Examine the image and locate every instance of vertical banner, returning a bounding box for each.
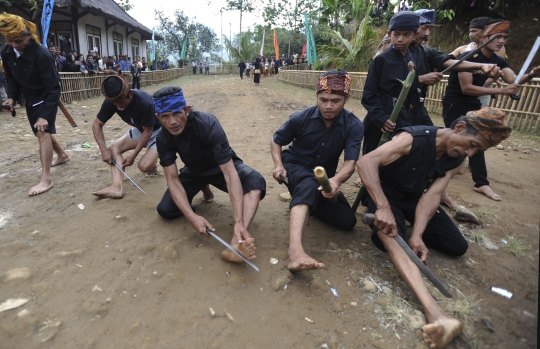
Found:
[180,34,188,59]
[273,29,279,60]
[303,12,318,66]
[150,28,155,61]
[302,41,307,57]
[41,0,55,47]
[260,29,265,57]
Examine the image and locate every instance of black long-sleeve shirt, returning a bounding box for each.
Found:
[1,38,61,123]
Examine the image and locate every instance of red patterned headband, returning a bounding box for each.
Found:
[317,73,352,97]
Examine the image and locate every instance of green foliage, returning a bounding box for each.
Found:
[115,0,134,11]
[262,0,318,32]
[317,5,377,71]
[224,0,255,38]
[223,31,258,62]
[155,10,219,64]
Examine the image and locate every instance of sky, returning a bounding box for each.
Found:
[126,0,261,45]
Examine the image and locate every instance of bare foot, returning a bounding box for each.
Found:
[51,154,71,167]
[354,178,362,187]
[144,165,158,177]
[287,248,325,271]
[201,185,214,203]
[422,316,463,349]
[220,238,256,262]
[440,191,458,211]
[473,185,501,201]
[92,186,123,199]
[28,180,53,196]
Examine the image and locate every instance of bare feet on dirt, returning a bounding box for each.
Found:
[288,248,325,271]
[473,185,501,201]
[201,184,214,203]
[51,154,71,167]
[28,180,53,196]
[422,316,463,349]
[221,238,256,262]
[440,191,458,211]
[144,165,158,177]
[92,185,123,199]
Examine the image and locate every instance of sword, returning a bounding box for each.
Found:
[362,213,453,298]
[509,36,540,100]
[111,160,145,194]
[205,228,259,272]
[441,35,499,74]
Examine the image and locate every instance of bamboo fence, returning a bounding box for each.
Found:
[59,68,184,103]
[278,70,540,133]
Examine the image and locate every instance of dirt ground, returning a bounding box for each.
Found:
[0,73,538,349]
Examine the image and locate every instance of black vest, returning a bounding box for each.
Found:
[379,126,465,200]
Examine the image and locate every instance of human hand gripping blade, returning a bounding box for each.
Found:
[205,228,259,272]
[361,213,453,298]
[111,160,145,194]
[509,36,540,101]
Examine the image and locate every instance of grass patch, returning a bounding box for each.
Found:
[467,230,485,244]
[504,235,528,257]
[441,292,482,335]
[476,207,498,219]
[381,294,417,330]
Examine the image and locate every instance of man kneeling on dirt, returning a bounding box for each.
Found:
[271,70,364,271]
[357,107,511,348]
[154,86,266,264]
[92,75,161,199]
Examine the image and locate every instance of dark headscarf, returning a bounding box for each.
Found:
[469,17,492,29]
[389,12,420,32]
[415,9,435,25]
[316,70,351,97]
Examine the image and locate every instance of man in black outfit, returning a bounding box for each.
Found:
[0,13,70,196]
[442,20,539,202]
[153,86,266,265]
[237,59,246,80]
[271,70,364,271]
[92,75,161,199]
[358,107,512,349]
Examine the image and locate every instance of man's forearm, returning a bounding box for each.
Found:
[411,192,440,239]
[92,122,108,152]
[444,60,482,72]
[333,160,356,184]
[358,158,389,209]
[166,175,197,222]
[131,129,152,157]
[270,140,284,167]
[222,168,245,225]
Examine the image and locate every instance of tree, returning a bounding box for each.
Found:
[262,0,318,32]
[115,0,134,11]
[154,10,219,64]
[224,0,255,52]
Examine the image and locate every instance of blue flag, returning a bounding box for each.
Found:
[303,11,318,66]
[41,0,55,47]
[150,28,155,61]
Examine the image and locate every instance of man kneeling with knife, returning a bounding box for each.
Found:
[357,107,511,349]
[154,86,266,263]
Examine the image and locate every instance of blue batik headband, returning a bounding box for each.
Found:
[154,89,187,114]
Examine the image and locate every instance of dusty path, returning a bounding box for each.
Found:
[0,73,538,348]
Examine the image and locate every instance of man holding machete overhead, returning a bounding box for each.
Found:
[153,86,266,264]
[270,70,364,271]
[357,107,512,348]
[442,20,540,202]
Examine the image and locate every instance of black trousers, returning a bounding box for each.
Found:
[284,162,357,230]
[443,102,489,187]
[239,69,244,79]
[192,67,196,74]
[246,69,250,77]
[368,189,468,256]
[131,76,140,90]
[157,162,266,220]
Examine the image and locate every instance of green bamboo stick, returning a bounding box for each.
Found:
[352,61,416,212]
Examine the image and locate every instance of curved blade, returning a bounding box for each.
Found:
[206,228,259,272]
